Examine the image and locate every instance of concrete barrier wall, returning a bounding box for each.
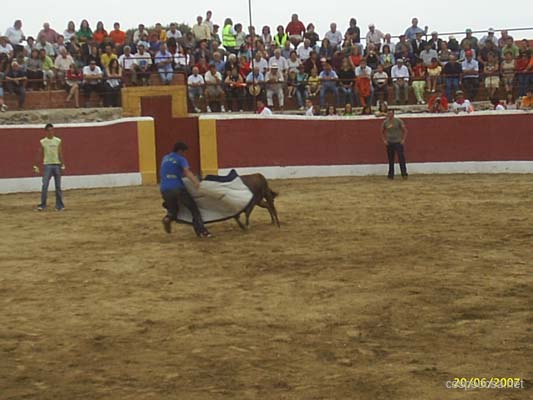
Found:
[0,118,156,193]
[199,112,533,178]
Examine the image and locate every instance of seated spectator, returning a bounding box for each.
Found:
[26,49,44,90]
[420,42,438,67]
[395,43,416,68]
[292,64,309,110]
[35,34,55,57]
[484,52,500,99]
[24,36,35,57]
[137,33,150,52]
[256,98,272,115]
[109,22,126,50]
[287,50,302,74]
[281,40,293,60]
[297,39,312,62]
[426,57,442,93]
[235,24,247,51]
[324,23,343,50]
[505,93,517,109]
[53,35,67,57]
[361,105,372,115]
[103,58,122,107]
[118,45,136,84]
[187,66,205,113]
[490,97,506,110]
[519,87,533,110]
[443,54,462,100]
[287,70,297,99]
[325,104,337,116]
[286,14,305,47]
[338,58,355,106]
[224,66,246,111]
[245,66,265,109]
[82,60,103,105]
[410,32,426,57]
[154,23,167,42]
[411,58,426,104]
[478,40,500,69]
[364,43,379,70]
[268,49,288,76]
[66,36,82,62]
[304,51,321,74]
[5,20,25,55]
[391,58,410,104]
[193,39,210,63]
[365,24,384,49]
[134,44,152,85]
[93,21,108,45]
[448,36,460,55]
[6,61,27,109]
[380,46,395,74]
[204,63,225,112]
[304,24,320,49]
[461,50,480,100]
[195,57,209,75]
[155,43,173,85]
[501,51,516,95]
[438,41,452,66]
[174,47,193,74]
[374,100,388,116]
[54,47,74,87]
[39,49,55,88]
[63,21,76,43]
[238,55,251,79]
[373,63,389,105]
[501,37,519,59]
[0,79,7,111]
[318,38,334,62]
[428,89,449,112]
[459,42,476,62]
[319,62,338,108]
[65,63,82,107]
[210,51,225,74]
[395,35,412,57]
[210,41,226,60]
[348,45,363,69]
[355,58,372,107]
[167,23,183,41]
[460,29,479,52]
[252,51,268,74]
[39,22,59,44]
[148,32,162,56]
[133,24,148,45]
[265,63,284,110]
[428,31,442,52]
[273,25,288,48]
[343,103,354,116]
[451,90,474,113]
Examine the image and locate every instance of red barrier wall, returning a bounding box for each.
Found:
[216,114,533,168]
[0,122,139,179]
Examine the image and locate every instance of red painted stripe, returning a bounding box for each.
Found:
[0,122,139,178]
[216,114,533,168]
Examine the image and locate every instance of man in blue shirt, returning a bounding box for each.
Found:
[160,142,211,238]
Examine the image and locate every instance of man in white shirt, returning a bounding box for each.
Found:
[35,35,55,57]
[297,39,312,61]
[133,24,149,44]
[5,20,25,54]
[187,66,205,113]
[305,98,315,116]
[391,58,410,104]
[204,64,225,112]
[82,60,103,104]
[461,50,479,100]
[420,42,438,67]
[192,16,211,43]
[256,99,272,116]
[265,64,284,110]
[366,24,384,49]
[133,44,152,85]
[167,23,183,41]
[251,52,268,74]
[451,90,473,113]
[118,45,137,84]
[268,49,288,76]
[54,48,74,86]
[0,36,14,58]
[324,23,343,49]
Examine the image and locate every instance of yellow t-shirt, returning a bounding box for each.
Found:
[100,53,118,69]
[41,137,62,165]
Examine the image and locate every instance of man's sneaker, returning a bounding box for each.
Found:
[0,104,7,112]
[194,107,202,113]
[162,216,172,233]
[201,231,213,238]
[56,207,65,211]
[35,206,45,211]
[207,106,212,113]
[221,105,226,112]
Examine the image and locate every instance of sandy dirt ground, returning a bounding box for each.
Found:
[1,175,532,400]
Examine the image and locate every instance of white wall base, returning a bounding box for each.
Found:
[219,161,533,180]
[0,173,142,194]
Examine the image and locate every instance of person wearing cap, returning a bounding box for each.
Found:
[480,28,498,48]
[461,50,480,100]
[365,24,384,49]
[6,61,27,109]
[428,31,442,52]
[391,58,410,104]
[381,109,408,180]
[460,28,479,51]
[404,17,428,41]
[451,90,474,113]
[34,123,65,211]
[265,63,284,110]
[160,141,212,238]
[447,35,460,54]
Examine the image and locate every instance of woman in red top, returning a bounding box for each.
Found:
[93,21,108,45]
[238,55,251,80]
[65,63,82,108]
[348,46,362,69]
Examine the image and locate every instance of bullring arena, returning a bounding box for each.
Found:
[1,89,532,399]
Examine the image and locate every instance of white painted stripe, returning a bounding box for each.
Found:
[219,161,533,180]
[0,117,153,130]
[0,173,142,194]
[199,109,532,122]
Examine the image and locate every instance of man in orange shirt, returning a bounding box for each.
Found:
[520,88,533,109]
[109,22,126,48]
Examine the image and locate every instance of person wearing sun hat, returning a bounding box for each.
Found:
[480,27,498,48]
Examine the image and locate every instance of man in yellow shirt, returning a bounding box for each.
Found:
[34,123,66,211]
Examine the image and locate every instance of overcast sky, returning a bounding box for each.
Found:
[3,1,533,41]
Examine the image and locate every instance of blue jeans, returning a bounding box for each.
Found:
[40,164,64,209]
[295,86,308,108]
[445,77,460,100]
[517,73,531,97]
[159,72,173,84]
[338,86,354,106]
[387,143,407,178]
[320,83,339,107]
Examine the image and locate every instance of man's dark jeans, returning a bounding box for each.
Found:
[387,142,408,178]
[162,188,206,236]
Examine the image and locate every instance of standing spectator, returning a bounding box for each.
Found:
[395,35,413,57]
[222,19,237,55]
[265,63,284,110]
[391,58,410,104]
[443,55,462,101]
[451,90,474,113]
[273,25,288,48]
[404,18,427,41]
[286,14,306,47]
[134,44,152,85]
[324,23,343,50]
[438,41,452,66]
[187,66,204,113]
[193,16,211,43]
[76,20,93,61]
[519,88,533,110]
[483,52,500,99]
[159,141,211,238]
[204,63,225,112]
[355,58,372,107]
[104,58,122,107]
[155,43,173,85]
[245,66,265,109]
[34,124,65,211]
[5,20,25,55]
[54,47,74,87]
[82,60,103,104]
[346,18,361,48]
[39,23,59,44]
[478,40,499,69]
[65,63,82,108]
[304,24,320,49]
[381,109,408,180]
[411,58,426,104]
[338,58,355,106]
[24,36,36,57]
[319,62,338,108]
[294,64,309,110]
[93,21,108,46]
[348,45,363,69]
[261,26,272,51]
[167,23,182,41]
[498,30,511,49]
[308,67,320,98]
[0,76,7,111]
[6,61,27,108]
[109,22,126,50]
[515,51,532,97]
[373,63,389,105]
[461,50,480,100]
[205,10,214,34]
[501,51,516,95]
[63,21,76,43]
[365,24,384,49]
[460,29,479,52]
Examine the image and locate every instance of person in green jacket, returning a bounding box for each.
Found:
[222,18,237,55]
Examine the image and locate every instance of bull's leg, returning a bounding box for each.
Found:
[235,214,246,230]
[264,190,280,227]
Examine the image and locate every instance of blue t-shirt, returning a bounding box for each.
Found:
[160,152,189,191]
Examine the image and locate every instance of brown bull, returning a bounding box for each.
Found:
[236,173,280,229]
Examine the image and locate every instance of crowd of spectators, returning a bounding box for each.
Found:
[1,13,533,113]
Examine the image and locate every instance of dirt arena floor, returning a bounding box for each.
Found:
[1,174,532,400]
